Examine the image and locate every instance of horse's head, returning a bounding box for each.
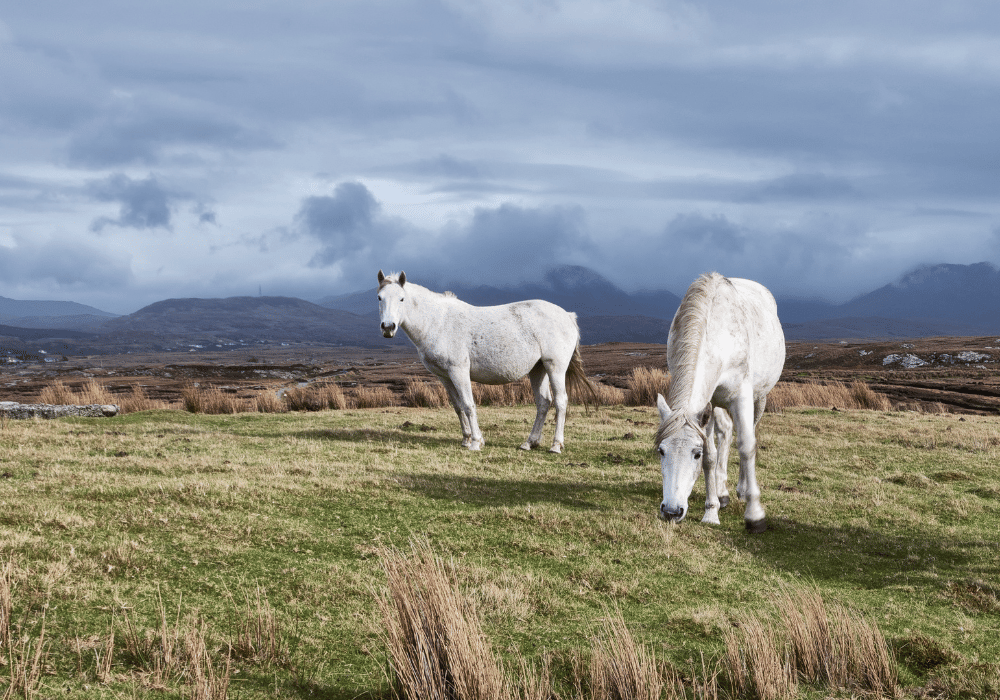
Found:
[655,394,711,523]
[377,269,407,338]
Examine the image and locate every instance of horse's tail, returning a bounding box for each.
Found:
[567,344,601,411]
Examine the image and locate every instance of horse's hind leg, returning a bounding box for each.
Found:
[732,392,766,533]
[545,360,570,453]
[520,362,551,450]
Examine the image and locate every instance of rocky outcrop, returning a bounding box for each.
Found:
[0,402,119,419]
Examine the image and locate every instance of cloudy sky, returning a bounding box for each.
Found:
[2,0,1000,314]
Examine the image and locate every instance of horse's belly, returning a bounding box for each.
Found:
[469,347,538,384]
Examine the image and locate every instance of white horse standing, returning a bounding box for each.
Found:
[655,273,784,533]
[377,270,597,452]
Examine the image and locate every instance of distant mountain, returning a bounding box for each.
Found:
[318,265,682,322]
[839,262,1000,329]
[100,296,372,346]
[0,296,118,328]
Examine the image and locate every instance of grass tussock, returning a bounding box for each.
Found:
[283,383,347,411]
[405,379,449,409]
[182,384,245,414]
[1,560,51,700]
[251,390,286,414]
[39,378,115,406]
[766,380,892,413]
[473,379,534,407]
[589,608,679,700]
[118,385,171,413]
[228,585,285,666]
[379,542,901,700]
[625,367,671,407]
[377,540,507,700]
[725,586,898,699]
[353,385,397,409]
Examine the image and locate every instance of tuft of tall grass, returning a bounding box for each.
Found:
[1,560,51,700]
[182,384,243,414]
[589,608,677,700]
[39,378,115,406]
[377,540,507,700]
[405,379,448,409]
[251,390,287,414]
[766,380,893,413]
[284,383,347,411]
[118,385,170,414]
[228,585,285,666]
[625,367,671,407]
[353,386,396,409]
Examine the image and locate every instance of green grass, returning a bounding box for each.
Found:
[1,405,998,698]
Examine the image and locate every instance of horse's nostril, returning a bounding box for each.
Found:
[659,503,685,520]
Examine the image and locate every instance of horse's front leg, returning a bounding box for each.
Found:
[520,364,551,450]
[701,414,721,525]
[732,393,766,533]
[439,377,474,447]
[449,372,484,450]
[713,407,734,509]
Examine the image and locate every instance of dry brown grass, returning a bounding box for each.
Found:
[353,386,397,409]
[228,585,284,666]
[251,390,286,414]
[724,615,797,700]
[766,380,892,413]
[284,383,348,411]
[182,384,245,414]
[118,385,171,413]
[625,368,671,407]
[725,586,898,699]
[405,379,449,408]
[377,540,507,700]
[376,541,900,700]
[39,379,115,406]
[589,608,678,700]
[1,561,51,700]
[473,380,534,407]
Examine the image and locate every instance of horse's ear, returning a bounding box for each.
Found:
[398,270,406,287]
[378,269,385,283]
[656,394,672,422]
[698,404,713,429]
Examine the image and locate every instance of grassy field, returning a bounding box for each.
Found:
[0,403,998,698]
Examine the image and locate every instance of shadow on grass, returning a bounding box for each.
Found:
[729,512,1000,597]
[296,427,459,449]
[391,471,657,512]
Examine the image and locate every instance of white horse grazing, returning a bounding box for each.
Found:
[377,270,598,452]
[655,273,785,533]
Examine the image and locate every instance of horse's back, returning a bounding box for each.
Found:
[454,298,580,383]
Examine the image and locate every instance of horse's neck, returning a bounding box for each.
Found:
[400,284,449,348]
[667,330,718,415]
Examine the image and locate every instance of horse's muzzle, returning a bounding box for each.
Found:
[381,323,396,338]
[659,502,686,523]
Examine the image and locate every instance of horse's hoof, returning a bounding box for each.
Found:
[519,442,533,451]
[701,513,721,525]
[745,518,767,534]
[548,443,562,454]
[719,495,730,508]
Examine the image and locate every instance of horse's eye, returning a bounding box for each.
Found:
[657,446,665,457]
[399,297,404,302]
[693,449,703,460]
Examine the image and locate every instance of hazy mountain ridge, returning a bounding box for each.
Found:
[1,263,998,353]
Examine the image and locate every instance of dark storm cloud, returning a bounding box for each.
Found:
[87,174,176,231]
[297,182,400,267]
